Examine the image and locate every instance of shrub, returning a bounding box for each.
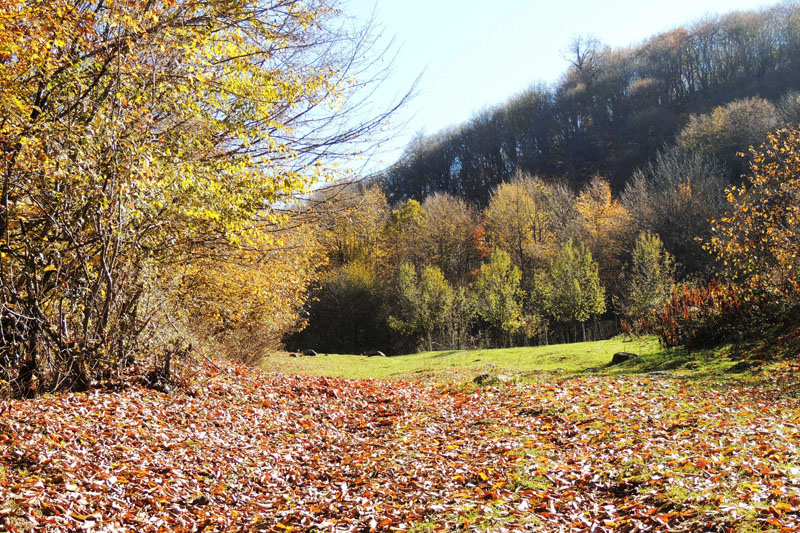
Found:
[641,281,755,348]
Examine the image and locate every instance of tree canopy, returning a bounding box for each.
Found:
[0,0,403,395]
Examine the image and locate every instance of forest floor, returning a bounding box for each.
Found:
[1,335,799,532]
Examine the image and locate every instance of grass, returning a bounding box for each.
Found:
[261,335,771,382]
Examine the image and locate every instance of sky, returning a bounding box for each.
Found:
[343,0,777,172]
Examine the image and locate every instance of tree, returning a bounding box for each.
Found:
[286,260,394,356]
[538,241,606,342]
[622,148,728,275]
[418,193,482,285]
[473,250,525,347]
[384,198,427,272]
[575,177,632,301]
[316,184,391,270]
[173,224,323,362]
[0,0,405,395]
[617,232,675,325]
[709,128,800,301]
[389,264,454,351]
[676,97,780,180]
[445,286,477,350]
[484,174,555,286]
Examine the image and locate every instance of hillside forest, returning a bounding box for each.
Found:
[287,2,800,356]
[3,2,800,532]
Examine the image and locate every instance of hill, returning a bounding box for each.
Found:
[379,3,800,206]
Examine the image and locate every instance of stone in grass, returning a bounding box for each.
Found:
[302,349,318,356]
[365,350,387,357]
[728,361,755,373]
[610,352,638,365]
[472,373,512,386]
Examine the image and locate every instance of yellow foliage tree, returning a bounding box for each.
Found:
[709,128,800,300]
[575,176,632,299]
[484,174,555,284]
[0,0,398,394]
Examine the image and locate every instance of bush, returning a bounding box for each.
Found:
[641,281,755,349]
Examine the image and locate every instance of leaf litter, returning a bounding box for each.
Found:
[1,358,799,532]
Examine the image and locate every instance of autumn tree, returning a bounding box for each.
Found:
[537,241,606,342]
[617,232,675,325]
[0,0,404,395]
[173,225,323,363]
[677,97,780,180]
[384,198,427,271]
[473,250,525,347]
[709,128,800,301]
[389,264,454,351]
[574,177,632,301]
[418,193,481,285]
[316,184,391,270]
[286,260,394,356]
[484,174,555,286]
[622,148,728,275]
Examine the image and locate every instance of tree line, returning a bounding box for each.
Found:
[285,2,800,356]
[289,116,800,354]
[379,3,800,206]
[287,174,668,354]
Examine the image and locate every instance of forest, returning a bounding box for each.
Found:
[380,3,800,203]
[288,3,800,356]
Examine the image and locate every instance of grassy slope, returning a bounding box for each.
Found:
[261,336,759,382]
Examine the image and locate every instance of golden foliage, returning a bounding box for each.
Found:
[709,128,800,299]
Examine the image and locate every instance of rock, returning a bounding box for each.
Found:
[473,373,493,385]
[302,349,318,356]
[365,350,386,357]
[289,353,299,358]
[610,352,638,365]
[728,361,754,373]
[473,373,509,386]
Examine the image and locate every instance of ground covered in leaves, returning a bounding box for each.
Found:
[1,357,800,532]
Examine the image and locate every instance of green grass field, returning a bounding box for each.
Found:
[261,336,765,382]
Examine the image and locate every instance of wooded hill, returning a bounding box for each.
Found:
[379,2,800,205]
[287,2,800,356]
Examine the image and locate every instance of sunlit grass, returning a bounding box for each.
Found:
[260,336,768,382]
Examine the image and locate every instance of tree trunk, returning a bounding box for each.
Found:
[582,322,586,343]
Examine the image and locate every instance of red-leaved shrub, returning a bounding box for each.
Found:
[639,281,755,348]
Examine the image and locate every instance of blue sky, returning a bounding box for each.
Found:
[344,0,776,172]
